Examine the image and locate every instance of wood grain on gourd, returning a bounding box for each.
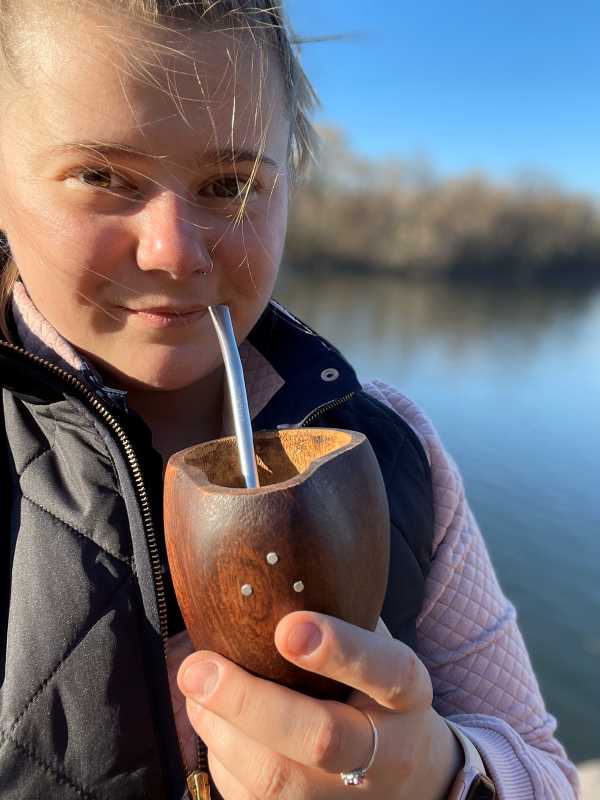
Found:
[164,428,390,700]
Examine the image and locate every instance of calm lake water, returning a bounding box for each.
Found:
[276,272,600,764]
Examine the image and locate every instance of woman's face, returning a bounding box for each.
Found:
[0,15,290,391]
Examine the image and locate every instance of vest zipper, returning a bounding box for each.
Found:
[298,392,356,427]
[0,341,210,797]
[186,733,211,799]
[186,767,211,800]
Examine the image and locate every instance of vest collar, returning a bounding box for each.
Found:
[249,300,361,429]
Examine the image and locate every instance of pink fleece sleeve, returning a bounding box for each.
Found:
[363,379,580,800]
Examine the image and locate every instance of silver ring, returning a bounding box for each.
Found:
[339,710,379,787]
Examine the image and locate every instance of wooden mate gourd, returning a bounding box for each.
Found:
[164,427,390,700]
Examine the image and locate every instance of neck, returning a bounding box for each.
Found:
[126,367,226,466]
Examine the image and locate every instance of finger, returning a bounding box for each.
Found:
[189,700,308,799]
[199,699,438,800]
[207,751,257,800]
[274,611,433,712]
[178,652,373,775]
[344,618,390,710]
[201,707,368,800]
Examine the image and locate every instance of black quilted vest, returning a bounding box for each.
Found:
[0,301,434,799]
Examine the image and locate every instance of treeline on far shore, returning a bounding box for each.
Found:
[284,128,600,285]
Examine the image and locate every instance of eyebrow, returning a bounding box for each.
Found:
[44,142,279,169]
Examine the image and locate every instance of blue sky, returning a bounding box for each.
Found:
[285,1,600,195]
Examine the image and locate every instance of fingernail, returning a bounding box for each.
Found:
[181,661,219,698]
[286,623,322,657]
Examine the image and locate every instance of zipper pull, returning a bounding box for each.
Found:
[187,770,211,800]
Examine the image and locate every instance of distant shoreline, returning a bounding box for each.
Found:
[285,128,600,287]
[283,256,600,287]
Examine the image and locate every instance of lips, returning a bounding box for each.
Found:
[118,305,209,329]
[124,306,207,315]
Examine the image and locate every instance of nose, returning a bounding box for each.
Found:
[136,192,213,279]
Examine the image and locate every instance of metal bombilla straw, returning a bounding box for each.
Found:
[208,304,260,489]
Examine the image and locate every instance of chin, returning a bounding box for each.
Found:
[102,350,219,393]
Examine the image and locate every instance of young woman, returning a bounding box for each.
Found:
[0,1,579,798]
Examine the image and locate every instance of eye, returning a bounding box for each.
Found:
[70,167,134,193]
[203,176,258,200]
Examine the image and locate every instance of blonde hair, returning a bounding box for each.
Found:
[0,0,318,340]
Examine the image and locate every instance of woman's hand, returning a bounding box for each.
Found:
[177,611,462,799]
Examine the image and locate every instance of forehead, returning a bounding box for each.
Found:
[13,12,288,162]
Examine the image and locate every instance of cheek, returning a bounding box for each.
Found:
[7,214,131,340]
[225,202,288,290]
[15,213,128,295]
[216,208,286,343]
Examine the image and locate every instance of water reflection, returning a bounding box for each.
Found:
[276,273,597,366]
